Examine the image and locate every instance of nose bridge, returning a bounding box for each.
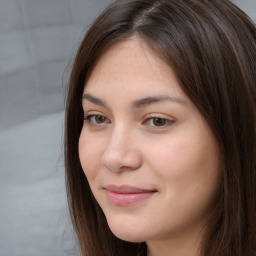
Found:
[109,125,129,150]
[100,123,141,172]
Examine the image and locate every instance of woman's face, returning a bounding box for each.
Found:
[79,39,221,245]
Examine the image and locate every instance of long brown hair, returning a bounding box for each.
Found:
[65,0,256,255]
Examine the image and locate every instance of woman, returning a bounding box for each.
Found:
[65,0,256,255]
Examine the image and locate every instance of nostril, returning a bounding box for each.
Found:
[100,145,142,173]
[101,151,123,173]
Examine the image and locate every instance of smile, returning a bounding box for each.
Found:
[104,185,157,206]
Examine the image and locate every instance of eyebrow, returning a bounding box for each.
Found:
[82,93,107,107]
[82,93,187,108]
[132,95,187,107]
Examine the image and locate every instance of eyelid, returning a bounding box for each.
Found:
[144,113,175,121]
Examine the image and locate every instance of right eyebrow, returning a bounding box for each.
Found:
[82,93,108,107]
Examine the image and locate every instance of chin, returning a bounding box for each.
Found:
[112,230,146,243]
[107,220,147,243]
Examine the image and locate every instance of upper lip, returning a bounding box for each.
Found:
[104,184,157,194]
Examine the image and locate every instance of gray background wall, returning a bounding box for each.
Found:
[0,1,255,256]
[0,0,111,131]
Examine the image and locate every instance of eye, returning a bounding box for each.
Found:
[83,114,110,125]
[144,117,174,127]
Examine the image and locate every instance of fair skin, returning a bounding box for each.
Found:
[79,38,221,256]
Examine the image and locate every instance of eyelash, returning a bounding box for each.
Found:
[143,116,174,127]
[83,114,110,125]
[83,114,174,128]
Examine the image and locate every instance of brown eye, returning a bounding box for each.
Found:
[95,115,107,123]
[144,117,174,128]
[83,114,110,125]
[152,118,167,126]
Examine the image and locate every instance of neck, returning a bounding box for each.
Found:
[146,228,203,256]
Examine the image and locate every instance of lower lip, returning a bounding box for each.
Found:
[106,190,156,206]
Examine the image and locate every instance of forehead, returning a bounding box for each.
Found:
[84,38,185,98]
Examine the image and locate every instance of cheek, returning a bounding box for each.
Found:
[146,132,221,195]
[78,132,103,180]
[147,135,221,227]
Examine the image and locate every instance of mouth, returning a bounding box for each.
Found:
[104,185,157,206]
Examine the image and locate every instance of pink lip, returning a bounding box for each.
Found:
[104,185,157,206]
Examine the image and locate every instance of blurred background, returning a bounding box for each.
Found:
[0,1,112,255]
[0,0,255,255]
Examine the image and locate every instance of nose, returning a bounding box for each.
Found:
[100,127,142,173]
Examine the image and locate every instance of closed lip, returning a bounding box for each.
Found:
[104,184,157,194]
[104,184,157,206]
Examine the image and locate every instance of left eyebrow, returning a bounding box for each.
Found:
[132,95,188,108]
